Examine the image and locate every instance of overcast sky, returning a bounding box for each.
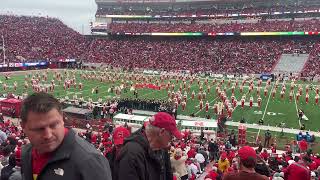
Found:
[0,0,97,34]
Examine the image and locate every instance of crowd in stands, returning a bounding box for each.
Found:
[302,43,320,76]
[95,4,320,16]
[1,15,320,76]
[0,15,88,63]
[85,37,316,74]
[109,19,320,33]
[0,93,318,179]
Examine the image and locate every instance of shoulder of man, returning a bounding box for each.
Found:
[119,140,147,160]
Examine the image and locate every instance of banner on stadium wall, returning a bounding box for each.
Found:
[23,61,47,67]
[210,73,224,78]
[109,31,319,37]
[143,70,160,75]
[14,63,23,67]
[58,59,76,62]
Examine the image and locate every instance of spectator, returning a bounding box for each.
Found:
[264,130,272,147]
[299,139,308,153]
[20,92,112,180]
[284,155,312,180]
[109,126,130,180]
[208,139,219,161]
[0,129,8,144]
[116,112,182,180]
[218,152,230,173]
[170,148,188,180]
[9,149,22,180]
[254,155,271,177]
[187,158,199,180]
[195,149,206,173]
[1,154,16,180]
[223,146,268,180]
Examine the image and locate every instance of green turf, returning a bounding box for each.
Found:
[1,69,320,133]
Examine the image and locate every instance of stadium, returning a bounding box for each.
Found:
[0,0,320,179]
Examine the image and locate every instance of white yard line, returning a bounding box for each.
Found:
[256,81,275,141]
[293,89,302,127]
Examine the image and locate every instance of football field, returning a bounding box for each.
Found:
[0,69,319,132]
[1,69,320,134]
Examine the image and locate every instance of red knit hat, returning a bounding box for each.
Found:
[238,146,256,161]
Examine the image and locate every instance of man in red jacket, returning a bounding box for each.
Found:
[284,155,312,180]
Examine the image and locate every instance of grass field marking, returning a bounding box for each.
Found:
[257,81,275,142]
[261,81,275,120]
[293,88,302,127]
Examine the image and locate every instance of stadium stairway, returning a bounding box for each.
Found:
[272,54,309,74]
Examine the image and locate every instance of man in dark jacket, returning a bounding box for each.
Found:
[20,92,112,180]
[116,112,182,180]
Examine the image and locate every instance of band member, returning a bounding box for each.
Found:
[315,94,319,105]
[249,96,253,108]
[296,92,300,102]
[316,86,319,94]
[280,90,285,100]
[305,93,309,104]
[199,100,203,110]
[241,97,245,109]
[181,101,186,111]
[187,84,191,92]
[213,104,218,114]
[171,84,175,91]
[228,107,233,118]
[289,91,293,102]
[256,87,261,96]
[290,81,295,91]
[233,100,237,108]
[199,85,203,92]
[202,91,206,99]
[198,91,202,101]
[240,85,244,93]
[13,81,17,91]
[191,90,195,100]
[231,85,235,94]
[205,101,209,112]
[3,83,7,91]
[264,87,268,97]
[272,89,276,99]
[257,96,262,109]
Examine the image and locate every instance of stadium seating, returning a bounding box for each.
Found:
[96,5,320,16]
[0,15,88,63]
[1,15,319,76]
[109,19,320,33]
[85,38,316,74]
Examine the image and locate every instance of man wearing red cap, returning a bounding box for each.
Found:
[223,146,268,180]
[109,126,130,180]
[116,112,182,180]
